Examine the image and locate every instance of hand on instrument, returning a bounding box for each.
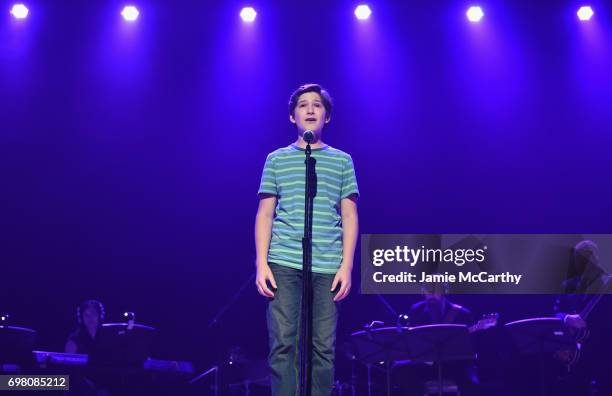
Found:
[564,314,586,330]
[256,262,277,298]
[332,264,352,302]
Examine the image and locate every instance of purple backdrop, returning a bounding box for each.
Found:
[2,0,611,379]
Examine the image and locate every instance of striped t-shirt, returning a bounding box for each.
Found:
[258,144,359,274]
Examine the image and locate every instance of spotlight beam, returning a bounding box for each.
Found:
[240,7,256,22]
[10,3,29,19]
[577,6,594,21]
[354,4,371,20]
[121,5,139,22]
[466,6,484,23]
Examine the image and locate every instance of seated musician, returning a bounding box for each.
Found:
[552,240,611,395]
[65,300,105,354]
[65,300,109,396]
[397,278,480,396]
[555,240,608,328]
[408,279,474,326]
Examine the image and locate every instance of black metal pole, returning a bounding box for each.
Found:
[299,143,314,396]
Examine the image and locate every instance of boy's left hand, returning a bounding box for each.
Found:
[331,264,352,302]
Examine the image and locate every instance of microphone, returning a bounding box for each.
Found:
[303,130,314,143]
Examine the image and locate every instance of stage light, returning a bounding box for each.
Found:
[240,7,256,22]
[466,6,484,23]
[577,6,594,21]
[121,5,139,22]
[354,4,371,20]
[10,3,29,19]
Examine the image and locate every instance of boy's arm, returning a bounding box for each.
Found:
[332,194,359,302]
[255,194,278,297]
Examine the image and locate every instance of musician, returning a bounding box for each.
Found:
[65,300,104,354]
[398,278,480,396]
[407,278,474,326]
[555,240,608,324]
[65,300,109,396]
[552,240,611,395]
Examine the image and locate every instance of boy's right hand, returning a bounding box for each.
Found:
[256,262,277,298]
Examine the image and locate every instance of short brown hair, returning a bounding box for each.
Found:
[288,83,333,120]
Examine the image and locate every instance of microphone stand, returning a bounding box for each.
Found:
[299,135,315,396]
[189,365,219,396]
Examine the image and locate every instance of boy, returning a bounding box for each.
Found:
[255,84,359,396]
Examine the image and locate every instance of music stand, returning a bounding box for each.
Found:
[504,317,575,396]
[405,324,475,396]
[226,359,270,396]
[505,317,574,354]
[0,325,36,369]
[351,326,412,396]
[90,323,156,368]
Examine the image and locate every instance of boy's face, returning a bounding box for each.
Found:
[290,91,329,135]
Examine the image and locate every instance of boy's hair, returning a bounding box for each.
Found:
[288,83,333,120]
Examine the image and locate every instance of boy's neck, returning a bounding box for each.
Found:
[294,136,326,150]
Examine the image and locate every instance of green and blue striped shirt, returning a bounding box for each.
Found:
[258,144,359,274]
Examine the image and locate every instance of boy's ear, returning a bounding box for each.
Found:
[289,114,296,124]
[325,115,331,123]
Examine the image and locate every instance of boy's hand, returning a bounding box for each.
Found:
[256,262,277,298]
[331,264,352,302]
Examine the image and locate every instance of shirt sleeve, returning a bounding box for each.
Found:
[258,154,278,196]
[340,154,359,200]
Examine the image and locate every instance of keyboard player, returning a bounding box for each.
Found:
[64,300,109,396]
